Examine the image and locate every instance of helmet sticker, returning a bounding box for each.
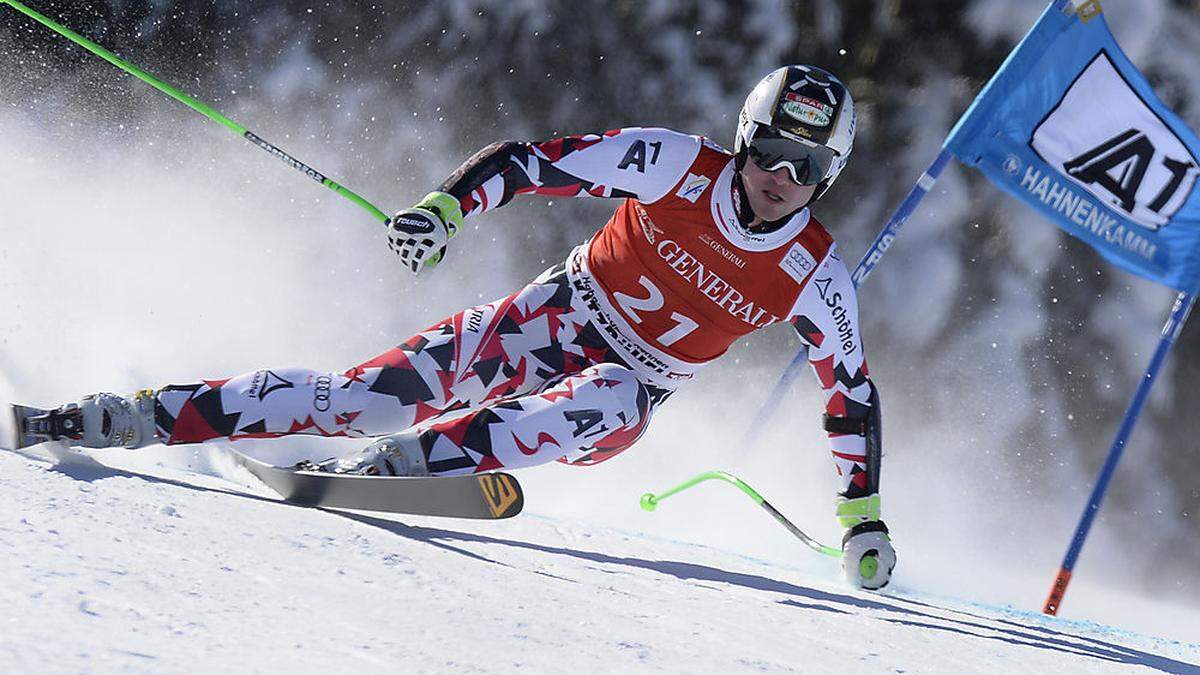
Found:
[781,93,833,127]
[774,69,845,144]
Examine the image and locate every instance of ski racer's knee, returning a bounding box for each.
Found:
[582,363,651,430]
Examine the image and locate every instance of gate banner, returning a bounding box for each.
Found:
[945,0,1200,292]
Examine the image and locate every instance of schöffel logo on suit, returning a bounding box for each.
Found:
[247,369,294,401]
[1030,51,1198,232]
[812,276,856,356]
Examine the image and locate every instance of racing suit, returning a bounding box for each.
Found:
[153,127,881,498]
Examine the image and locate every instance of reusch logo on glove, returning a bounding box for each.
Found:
[392,214,437,234]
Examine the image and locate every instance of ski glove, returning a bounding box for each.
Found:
[387,191,464,274]
[842,520,896,590]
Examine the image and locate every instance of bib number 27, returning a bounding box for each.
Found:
[612,276,699,347]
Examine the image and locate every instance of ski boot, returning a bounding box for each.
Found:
[297,430,430,477]
[842,520,896,590]
[7,390,158,450]
[837,493,896,590]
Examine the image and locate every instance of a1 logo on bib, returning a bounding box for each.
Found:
[1031,52,1198,231]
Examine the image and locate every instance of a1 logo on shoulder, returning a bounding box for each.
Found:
[1030,51,1198,231]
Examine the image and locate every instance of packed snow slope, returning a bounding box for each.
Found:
[1,443,1196,674]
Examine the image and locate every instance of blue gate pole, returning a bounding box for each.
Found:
[1044,289,1197,615]
[743,148,954,445]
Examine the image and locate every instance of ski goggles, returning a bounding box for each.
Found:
[746,134,838,186]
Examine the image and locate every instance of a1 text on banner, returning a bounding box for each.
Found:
[944,0,1200,293]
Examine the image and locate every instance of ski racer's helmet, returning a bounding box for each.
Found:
[734,65,856,204]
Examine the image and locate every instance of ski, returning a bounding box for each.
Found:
[5,403,81,451]
[0,407,524,519]
[226,450,524,520]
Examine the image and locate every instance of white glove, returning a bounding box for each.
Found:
[842,520,896,590]
[387,191,464,274]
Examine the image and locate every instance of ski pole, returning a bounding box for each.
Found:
[641,471,842,558]
[2,0,390,225]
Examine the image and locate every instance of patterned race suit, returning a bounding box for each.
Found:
[156,266,665,473]
[155,128,881,496]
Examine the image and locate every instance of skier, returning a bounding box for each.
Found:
[11,65,895,589]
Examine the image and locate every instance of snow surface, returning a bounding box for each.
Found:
[1,443,1197,674]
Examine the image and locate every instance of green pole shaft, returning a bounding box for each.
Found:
[641,471,842,558]
[3,0,391,224]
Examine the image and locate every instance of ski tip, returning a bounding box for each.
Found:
[477,472,524,519]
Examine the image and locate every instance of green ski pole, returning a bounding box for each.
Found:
[2,0,391,225]
[641,471,843,558]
